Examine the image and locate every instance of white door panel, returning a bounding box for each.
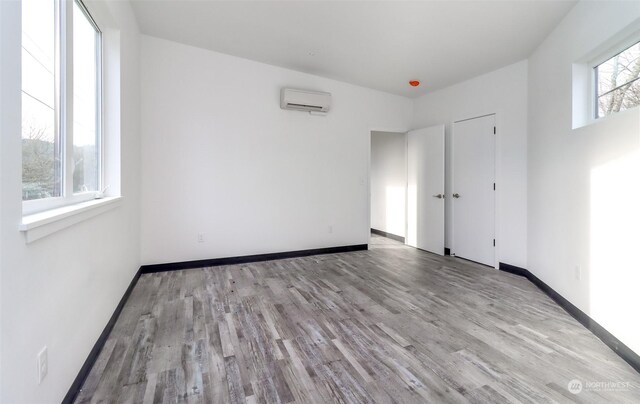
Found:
[452,115,495,266]
[407,125,445,255]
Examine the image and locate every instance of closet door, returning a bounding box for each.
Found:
[452,114,495,266]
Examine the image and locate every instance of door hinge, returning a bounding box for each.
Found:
[493,126,496,134]
[493,239,496,247]
[493,183,495,190]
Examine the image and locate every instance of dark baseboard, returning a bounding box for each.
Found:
[498,262,528,277]
[499,262,640,374]
[62,268,142,404]
[141,244,368,273]
[370,228,405,243]
[444,247,451,256]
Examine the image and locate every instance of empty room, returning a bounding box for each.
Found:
[2,0,640,402]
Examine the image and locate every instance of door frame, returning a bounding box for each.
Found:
[451,113,498,268]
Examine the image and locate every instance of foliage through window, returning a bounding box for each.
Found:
[595,41,640,118]
[21,0,101,209]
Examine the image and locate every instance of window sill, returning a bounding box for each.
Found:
[20,196,122,243]
[572,106,639,133]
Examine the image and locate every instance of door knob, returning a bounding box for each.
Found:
[453,193,460,198]
[433,194,444,199]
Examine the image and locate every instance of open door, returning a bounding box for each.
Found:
[406,125,445,255]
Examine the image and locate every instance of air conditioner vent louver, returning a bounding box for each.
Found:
[287,103,323,110]
[280,88,331,113]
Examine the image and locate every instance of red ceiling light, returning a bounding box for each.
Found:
[409,80,420,87]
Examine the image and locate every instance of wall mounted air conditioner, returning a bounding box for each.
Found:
[280,88,331,113]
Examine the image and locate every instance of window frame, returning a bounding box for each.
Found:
[22,0,103,216]
[591,35,640,120]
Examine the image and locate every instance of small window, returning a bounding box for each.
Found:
[595,41,640,118]
[21,0,102,213]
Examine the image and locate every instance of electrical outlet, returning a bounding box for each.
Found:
[197,233,205,243]
[37,346,48,384]
[575,265,581,281]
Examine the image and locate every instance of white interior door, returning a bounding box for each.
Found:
[406,125,445,255]
[452,114,495,266]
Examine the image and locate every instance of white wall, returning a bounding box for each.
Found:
[140,35,412,265]
[528,1,640,355]
[370,131,406,237]
[0,0,9,391]
[412,60,528,268]
[0,1,141,402]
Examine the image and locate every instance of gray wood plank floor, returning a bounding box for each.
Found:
[75,235,640,403]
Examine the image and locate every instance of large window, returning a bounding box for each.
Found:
[595,41,640,119]
[21,0,101,212]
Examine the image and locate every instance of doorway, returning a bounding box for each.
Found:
[370,131,407,242]
[452,114,496,266]
[369,126,445,256]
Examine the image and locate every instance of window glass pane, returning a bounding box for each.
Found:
[597,78,640,118]
[73,1,99,193]
[596,42,640,97]
[22,0,60,201]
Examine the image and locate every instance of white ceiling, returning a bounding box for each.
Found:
[130,0,576,98]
